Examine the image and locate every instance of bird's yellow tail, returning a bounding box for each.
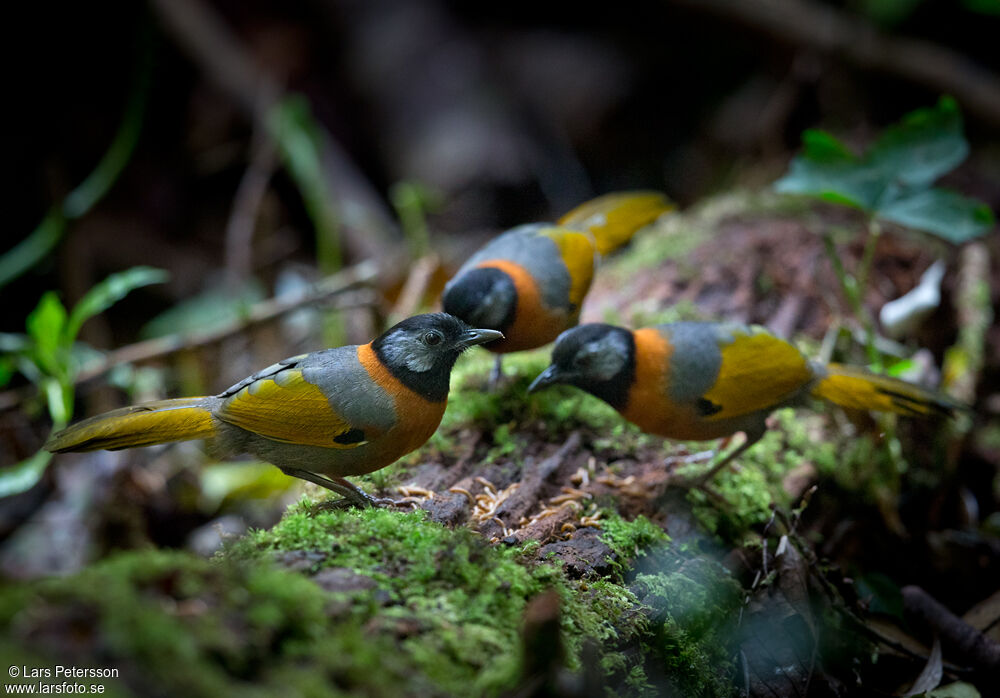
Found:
[811,364,956,418]
[45,398,217,453]
[558,191,674,256]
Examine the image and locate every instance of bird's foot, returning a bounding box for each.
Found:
[280,468,410,509]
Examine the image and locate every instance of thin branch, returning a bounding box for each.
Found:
[0,262,378,412]
[389,254,440,325]
[903,585,1000,674]
[225,121,277,285]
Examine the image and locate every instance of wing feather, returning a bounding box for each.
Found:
[700,328,813,420]
[537,227,596,309]
[218,367,370,448]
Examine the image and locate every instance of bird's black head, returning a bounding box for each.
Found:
[442,267,517,333]
[528,323,635,410]
[373,313,503,401]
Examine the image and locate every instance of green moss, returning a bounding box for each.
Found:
[420,348,629,458]
[230,504,662,694]
[630,548,743,697]
[0,549,411,697]
[673,408,846,541]
[599,513,670,580]
[1,494,755,697]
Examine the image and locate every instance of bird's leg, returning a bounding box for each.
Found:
[279,467,397,508]
[690,429,766,487]
[668,428,766,492]
[487,355,504,391]
[664,449,715,468]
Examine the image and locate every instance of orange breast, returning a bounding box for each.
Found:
[622,328,711,440]
[476,260,570,353]
[357,344,447,463]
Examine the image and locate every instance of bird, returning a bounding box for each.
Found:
[441,191,672,383]
[528,321,957,484]
[46,313,503,506]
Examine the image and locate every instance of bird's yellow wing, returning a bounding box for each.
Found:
[558,191,674,255]
[700,327,813,420]
[537,227,596,309]
[217,368,371,448]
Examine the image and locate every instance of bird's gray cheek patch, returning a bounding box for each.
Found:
[584,334,628,381]
[403,350,437,373]
[381,340,437,373]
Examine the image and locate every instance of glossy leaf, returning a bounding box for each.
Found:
[775,130,885,209]
[777,98,994,243]
[878,188,996,242]
[868,97,968,189]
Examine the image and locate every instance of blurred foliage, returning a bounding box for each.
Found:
[0,28,152,291]
[776,97,994,243]
[0,267,167,496]
[267,96,340,275]
[140,280,265,340]
[389,179,440,258]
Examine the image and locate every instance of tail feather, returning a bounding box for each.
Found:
[811,364,956,418]
[558,191,674,256]
[45,398,217,453]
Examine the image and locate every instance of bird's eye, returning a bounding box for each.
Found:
[423,330,444,346]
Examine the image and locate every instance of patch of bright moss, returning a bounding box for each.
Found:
[599,513,670,580]
[0,549,420,697]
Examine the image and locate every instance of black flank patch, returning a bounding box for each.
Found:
[334,428,366,445]
[696,398,723,417]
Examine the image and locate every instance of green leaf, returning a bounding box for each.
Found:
[26,292,68,376]
[869,96,968,190]
[139,279,263,340]
[42,376,72,426]
[775,130,886,209]
[267,95,341,274]
[928,681,981,698]
[0,450,53,499]
[878,188,995,242]
[64,266,169,344]
[0,332,30,353]
[199,461,298,511]
[0,209,67,291]
[0,356,14,388]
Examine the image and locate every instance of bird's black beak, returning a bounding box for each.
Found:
[528,365,563,393]
[458,328,504,348]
